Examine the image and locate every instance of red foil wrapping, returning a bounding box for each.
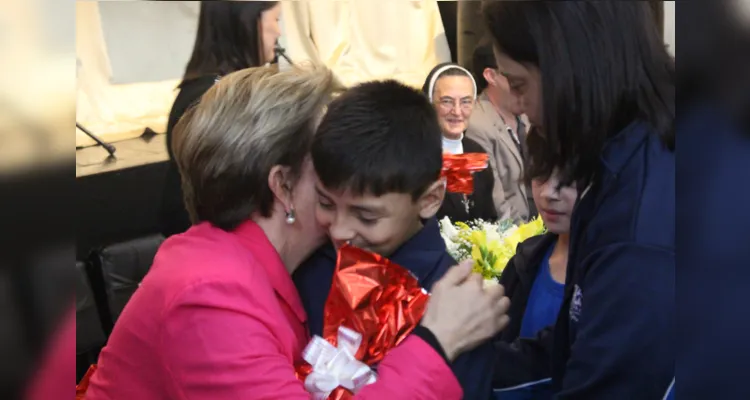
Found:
[297,244,429,399]
[324,245,429,363]
[75,364,97,399]
[442,153,490,194]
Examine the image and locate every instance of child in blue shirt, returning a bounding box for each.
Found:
[294,80,494,400]
[493,168,577,399]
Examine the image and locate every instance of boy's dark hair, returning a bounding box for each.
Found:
[471,41,497,93]
[312,80,443,199]
[483,1,674,186]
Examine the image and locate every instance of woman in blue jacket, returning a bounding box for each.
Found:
[483,2,675,398]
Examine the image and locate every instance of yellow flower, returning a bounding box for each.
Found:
[445,217,546,281]
[481,217,546,280]
[471,243,501,279]
[455,221,474,243]
[468,229,508,279]
[517,216,545,239]
[470,230,485,244]
[492,217,547,273]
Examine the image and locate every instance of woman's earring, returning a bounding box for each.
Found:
[285,208,296,225]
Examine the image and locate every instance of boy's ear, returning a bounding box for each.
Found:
[417,179,446,219]
[483,67,497,87]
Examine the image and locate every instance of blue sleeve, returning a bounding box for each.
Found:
[292,251,335,337]
[451,340,495,400]
[557,244,674,399]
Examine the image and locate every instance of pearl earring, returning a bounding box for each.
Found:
[285,208,296,225]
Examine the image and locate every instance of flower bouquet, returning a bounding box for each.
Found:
[439,216,546,285]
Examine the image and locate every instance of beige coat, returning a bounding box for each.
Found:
[280,0,451,89]
[466,92,530,222]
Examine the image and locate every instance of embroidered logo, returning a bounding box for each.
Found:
[570,284,583,322]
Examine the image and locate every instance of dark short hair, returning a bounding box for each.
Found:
[181,1,278,85]
[471,41,497,92]
[173,65,334,231]
[483,1,675,186]
[312,80,443,199]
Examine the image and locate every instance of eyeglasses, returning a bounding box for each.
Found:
[436,98,474,112]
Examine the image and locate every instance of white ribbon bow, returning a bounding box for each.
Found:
[302,326,377,399]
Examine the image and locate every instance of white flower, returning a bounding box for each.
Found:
[439,216,459,240]
[441,231,461,259]
[500,224,519,239]
[481,222,503,244]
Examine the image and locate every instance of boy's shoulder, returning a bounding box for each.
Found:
[293,244,337,290]
[429,250,459,289]
[389,218,456,291]
[390,247,455,292]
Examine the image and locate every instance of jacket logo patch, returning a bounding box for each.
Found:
[570,284,583,322]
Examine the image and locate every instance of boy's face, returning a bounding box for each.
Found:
[531,170,577,234]
[314,181,444,257]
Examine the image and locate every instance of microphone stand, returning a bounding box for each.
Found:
[76,122,116,157]
[274,43,294,66]
[273,42,344,92]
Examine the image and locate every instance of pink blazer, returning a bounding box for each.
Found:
[86,221,461,399]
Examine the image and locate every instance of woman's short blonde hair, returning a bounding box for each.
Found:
[172,64,334,230]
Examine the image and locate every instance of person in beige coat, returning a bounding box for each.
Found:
[280,0,451,89]
[466,43,535,222]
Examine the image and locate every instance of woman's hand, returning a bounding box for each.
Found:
[420,261,511,361]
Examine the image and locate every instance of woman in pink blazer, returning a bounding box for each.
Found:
[85,65,510,399]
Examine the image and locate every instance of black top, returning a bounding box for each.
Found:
[495,233,557,346]
[437,137,498,223]
[159,76,217,237]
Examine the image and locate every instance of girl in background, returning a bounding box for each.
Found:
[160,1,282,237]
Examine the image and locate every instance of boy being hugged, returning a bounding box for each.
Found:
[294,80,494,399]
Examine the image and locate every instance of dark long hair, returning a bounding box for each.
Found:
[181,1,278,86]
[483,1,674,186]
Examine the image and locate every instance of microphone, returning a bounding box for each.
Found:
[274,42,293,65]
[76,122,116,157]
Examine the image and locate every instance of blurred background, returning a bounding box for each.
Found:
[0,0,74,398]
[3,0,750,399]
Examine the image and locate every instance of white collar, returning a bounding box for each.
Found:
[442,134,464,155]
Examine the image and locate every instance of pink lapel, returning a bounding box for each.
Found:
[232,220,307,325]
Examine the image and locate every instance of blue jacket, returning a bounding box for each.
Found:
[675,102,750,399]
[293,218,494,400]
[493,121,675,399]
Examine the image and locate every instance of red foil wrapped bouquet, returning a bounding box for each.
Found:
[295,245,430,399]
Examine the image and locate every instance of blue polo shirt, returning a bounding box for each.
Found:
[519,245,565,338]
